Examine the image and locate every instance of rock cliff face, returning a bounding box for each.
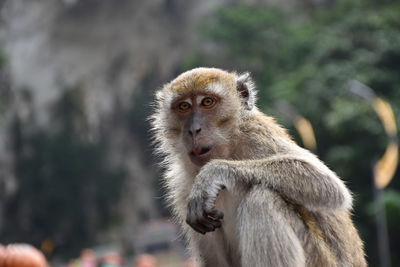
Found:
[1,0,310,252]
[0,0,237,250]
[2,0,218,125]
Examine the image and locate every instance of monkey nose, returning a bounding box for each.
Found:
[188,127,201,136]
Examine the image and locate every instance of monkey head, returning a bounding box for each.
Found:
[152,67,257,167]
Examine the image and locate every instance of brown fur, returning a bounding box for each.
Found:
[169,68,236,94]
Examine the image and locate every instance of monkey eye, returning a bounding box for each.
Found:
[201,97,215,108]
[177,101,191,112]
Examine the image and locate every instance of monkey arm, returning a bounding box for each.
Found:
[218,154,352,211]
[186,154,352,234]
[190,153,351,212]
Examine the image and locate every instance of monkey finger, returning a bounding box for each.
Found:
[186,214,205,233]
[187,212,216,233]
[205,213,223,227]
[207,218,222,229]
[190,224,206,235]
[196,216,218,232]
[206,209,224,221]
[191,221,214,234]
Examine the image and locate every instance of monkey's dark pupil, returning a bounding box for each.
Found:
[180,103,189,110]
[203,98,214,106]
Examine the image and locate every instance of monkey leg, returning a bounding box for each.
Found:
[237,187,305,267]
[191,231,232,267]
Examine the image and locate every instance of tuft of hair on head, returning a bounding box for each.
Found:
[237,72,257,110]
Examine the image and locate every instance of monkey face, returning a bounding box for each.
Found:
[152,67,257,167]
[171,93,232,166]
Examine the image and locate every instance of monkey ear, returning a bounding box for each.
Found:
[237,72,257,110]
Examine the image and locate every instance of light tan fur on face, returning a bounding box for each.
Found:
[150,67,366,267]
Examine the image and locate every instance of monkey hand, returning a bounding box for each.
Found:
[186,193,224,234]
[186,164,226,234]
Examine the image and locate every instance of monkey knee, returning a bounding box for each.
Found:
[238,189,305,267]
[239,222,305,267]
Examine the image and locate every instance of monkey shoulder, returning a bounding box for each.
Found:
[235,113,297,157]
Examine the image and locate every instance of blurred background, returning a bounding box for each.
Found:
[0,0,399,266]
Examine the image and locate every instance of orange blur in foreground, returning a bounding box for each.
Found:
[135,254,157,267]
[0,244,48,267]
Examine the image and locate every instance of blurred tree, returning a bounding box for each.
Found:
[2,86,126,258]
[0,45,13,240]
[0,47,10,117]
[184,0,400,265]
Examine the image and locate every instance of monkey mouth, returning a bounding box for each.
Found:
[191,146,213,157]
[189,146,214,166]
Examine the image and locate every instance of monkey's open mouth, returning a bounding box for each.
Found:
[189,146,214,166]
[191,146,213,157]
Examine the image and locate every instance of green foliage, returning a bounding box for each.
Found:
[366,190,400,225]
[187,0,400,265]
[3,87,126,258]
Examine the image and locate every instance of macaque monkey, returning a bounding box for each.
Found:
[151,68,366,267]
